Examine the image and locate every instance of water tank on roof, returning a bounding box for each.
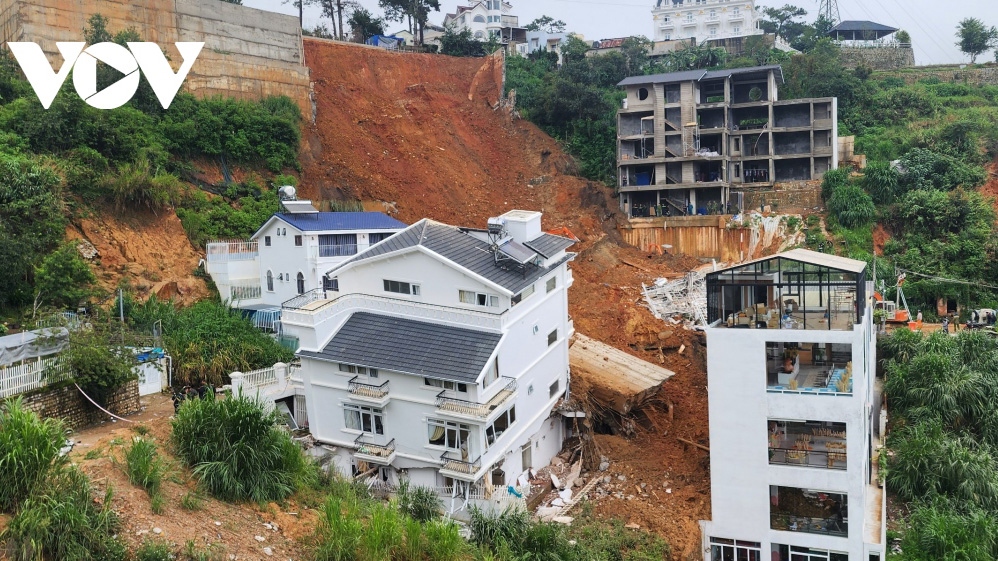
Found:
[278,185,297,201]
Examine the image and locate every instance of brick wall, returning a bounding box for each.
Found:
[14,379,140,431]
[0,0,311,117]
[738,181,824,214]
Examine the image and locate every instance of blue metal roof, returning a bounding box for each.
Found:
[276,212,407,232]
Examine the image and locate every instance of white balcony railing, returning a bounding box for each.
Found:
[282,293,507,332]
[230,284,262,301]
[206,240,258,263]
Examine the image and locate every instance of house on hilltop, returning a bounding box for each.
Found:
[443,0,526,46]
[652,0,763,43]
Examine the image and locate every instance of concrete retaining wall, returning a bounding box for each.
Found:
[839,47,914,71]
[12,379,140,431]
[1,0,310,116]
[739,181,824,214]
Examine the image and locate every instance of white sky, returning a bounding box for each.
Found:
[242,0,988,66]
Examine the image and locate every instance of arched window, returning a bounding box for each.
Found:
[473,15,486,23]
[266,270,274,292]
[296,272,305,295]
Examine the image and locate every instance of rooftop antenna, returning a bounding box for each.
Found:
[818,0,841,25]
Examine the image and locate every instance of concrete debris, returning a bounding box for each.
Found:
[641,270,707,327]
[255,536,266,542]
[262,547,273,556]
[558,488,573,502]
[598,456,610,472]
[552,516,574,525]
[152,527,162,534]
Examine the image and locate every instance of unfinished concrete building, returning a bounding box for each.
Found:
[616,65,838,218]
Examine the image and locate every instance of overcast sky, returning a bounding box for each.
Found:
[242,0,988,66]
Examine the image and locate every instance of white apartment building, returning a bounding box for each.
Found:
[653,0,762,43]
[278,210,577,515]
[204,202,406,312]
[700,249,886,561]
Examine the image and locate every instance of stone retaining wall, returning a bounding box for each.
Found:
[738,181,823,214]
[13,379,141,431]
[840,47,915,71]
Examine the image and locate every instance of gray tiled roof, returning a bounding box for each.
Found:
[299,312,502,383]
[327,219,570,294]
[524,233,576,259]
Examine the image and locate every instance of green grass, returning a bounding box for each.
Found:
[0,397,69,512]
[181,489,206,511]
[133,424,151,436]
[150,492,166,514]
[182,540,225,561]
[172,393,316,503]
[84,447,103,460]
[124,437,166,496]
[135,539,173,561]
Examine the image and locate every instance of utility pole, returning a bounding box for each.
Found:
[818,0,840,24]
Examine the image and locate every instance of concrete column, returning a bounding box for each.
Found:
[230,372,244,397]
[275,362,288,386]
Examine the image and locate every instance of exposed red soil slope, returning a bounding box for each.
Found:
[300,40,710,560]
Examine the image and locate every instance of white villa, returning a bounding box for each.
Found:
[652,0,762,43]
[699,249,886,561]
[204,202,406,315]
[261,209,578,515]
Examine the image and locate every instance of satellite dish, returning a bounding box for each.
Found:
[278,185,297,201]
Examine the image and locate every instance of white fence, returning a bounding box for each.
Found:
[0,356,71,398]
[206,240,259,263]
[230,284,263,301]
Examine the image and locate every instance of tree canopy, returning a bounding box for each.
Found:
[956,17,998,64]
[525,16,566,34]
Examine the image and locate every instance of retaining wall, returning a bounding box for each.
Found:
[739,181,824,214]
[839,47,915,71]
[12,379,140,431]
[619,215,750,261]
[0,0,311,117]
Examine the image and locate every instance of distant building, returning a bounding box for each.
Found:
[827,20,913,70]
[586,36,692,59]
[392,24,446,48]
[518,30,572,65]
[652,0,762,43]
[443,1,525,46]
[615,65,838,218]
[827,20,898,44]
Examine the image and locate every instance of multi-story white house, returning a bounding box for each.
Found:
[204,202,406,312]
[652,0,762,43]
[444,0,522,43]
[699,249,886,561]
[278,210,577,514]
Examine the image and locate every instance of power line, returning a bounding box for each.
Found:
[895,268,998,292]
[878,0,954,63]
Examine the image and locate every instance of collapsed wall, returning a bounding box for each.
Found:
[0,0,310,116]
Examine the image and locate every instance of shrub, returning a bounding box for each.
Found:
[135,539,173,561]
[899,499,998,561]
[397,479,441,522]
[172,393,315,502]
[181,490,205,511]
[109,156,182,211]
[361,503,404,560]
[827,184,876,227]
[862,161,900,205]
[820,168,851,201]
[4,467,128,561]
[124,437,166,496]
[0,398,68,512]
[313,496,364,561]
[68,339,137,406]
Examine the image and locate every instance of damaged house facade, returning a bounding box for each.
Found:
[699,249,886,561]
[279,210,577,515]
[616,65,838,218]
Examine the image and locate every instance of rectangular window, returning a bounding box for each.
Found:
[343,404,384,435]
[384,279,419,295]
[770,486,848,538]
[485,406,516,446]
[324,277,340,292]
[768,420,846,470]
[459,290,499,307]
[482,358,498,387]
[770,544,848,561]
[547,329,558,346]
[733,26,741,33]
[339,364,378,377]
[294,235,303,246]
[512,284,535,305]
[424,378,468,393]
[709,538,761,561]
[318,233,357,257]
[264,236,271,247]
[546,276,557,293]
[549,379,560,398]
[427,419,470,450]
[368,232,392,245]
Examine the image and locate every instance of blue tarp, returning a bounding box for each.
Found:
[366,35,404,49]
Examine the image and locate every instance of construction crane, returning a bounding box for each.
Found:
[818,0,840,24]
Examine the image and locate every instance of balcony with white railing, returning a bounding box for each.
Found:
[439,451,482,481]
[354,435,396,465]
[281,292,507,333]
[436,377,516,421]
[348,376,390,406]
[230,283,262,302]
[206,240,259,263]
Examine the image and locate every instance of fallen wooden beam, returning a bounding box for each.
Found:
[620,259,652,273]
[678,437,710,452]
